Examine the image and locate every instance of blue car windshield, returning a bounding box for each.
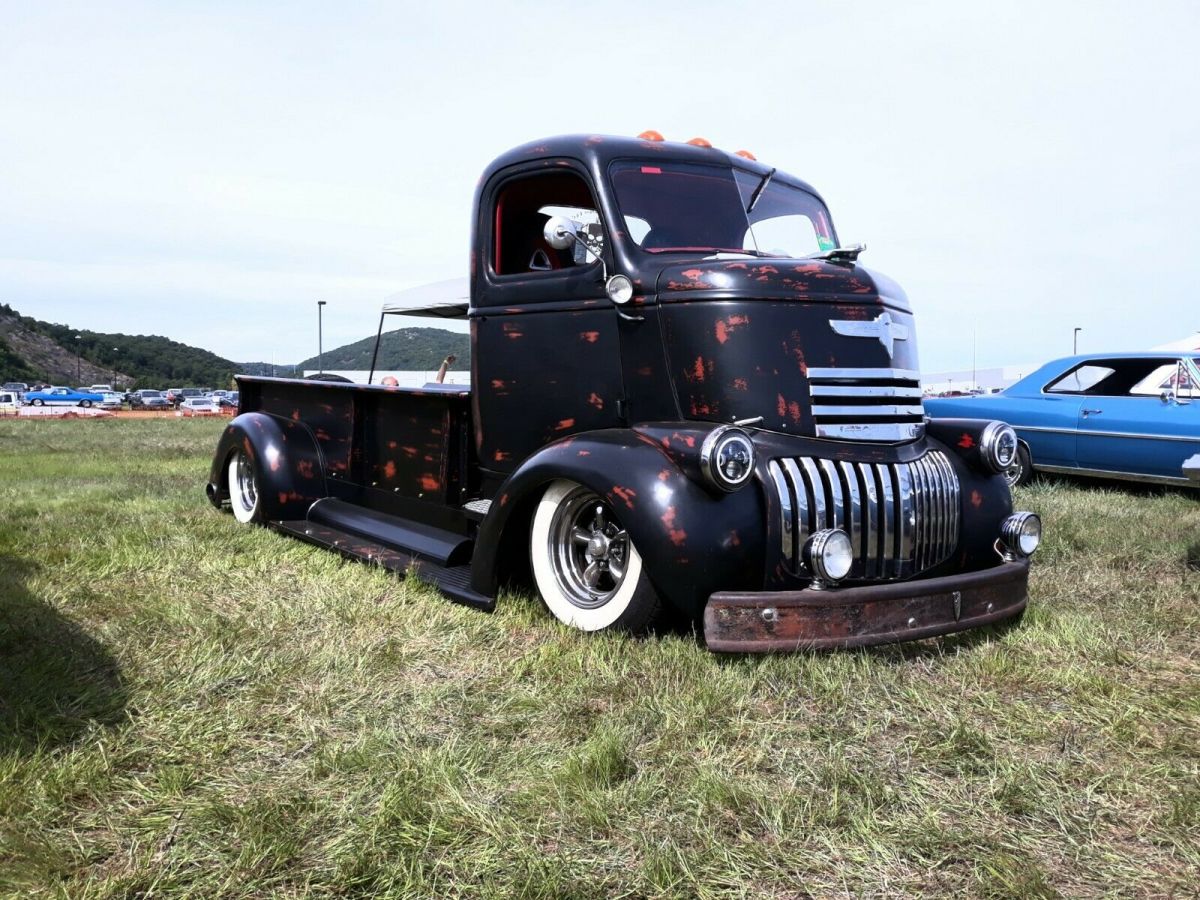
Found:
[610,161,838,258]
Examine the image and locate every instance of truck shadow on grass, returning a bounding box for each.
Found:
[0,555,127,755]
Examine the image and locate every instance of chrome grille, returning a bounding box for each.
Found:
[806,367,925,442]
[767,451,960,580]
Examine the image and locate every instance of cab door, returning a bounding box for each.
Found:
[472,162,626,475]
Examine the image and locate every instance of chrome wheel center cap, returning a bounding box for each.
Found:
[587,534,609,559]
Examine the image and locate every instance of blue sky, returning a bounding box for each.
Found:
[2,1,1198,369]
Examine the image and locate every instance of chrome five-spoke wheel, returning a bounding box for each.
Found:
[1003,444,1033,488]
[530,479,662,633]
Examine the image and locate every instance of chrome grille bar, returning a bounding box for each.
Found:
[767,451,960,582]
[806,367,926,443]
[810,385,924,398]
[806,368,920,380]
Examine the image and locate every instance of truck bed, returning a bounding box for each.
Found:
[236,374,478,533]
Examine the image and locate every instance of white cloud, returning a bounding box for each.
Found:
[1,0,1199,369]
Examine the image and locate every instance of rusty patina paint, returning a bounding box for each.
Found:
[611,485,636,509]
[704,560,1029,652]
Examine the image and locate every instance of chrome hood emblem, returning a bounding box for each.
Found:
[829,311,910,357]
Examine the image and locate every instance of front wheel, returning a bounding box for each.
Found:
[530,479,663,634]
[1004,444,1033,487]
[31,399,43,407]
[227,450,264,524]
[79,400,92,408]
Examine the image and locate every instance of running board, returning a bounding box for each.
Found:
[272,520,495,611]
[306,497,473,566]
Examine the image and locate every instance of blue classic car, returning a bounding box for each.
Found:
[925,352,1200,488]
[24,386,106,408]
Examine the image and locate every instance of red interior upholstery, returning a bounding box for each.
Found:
[493,172,596,275]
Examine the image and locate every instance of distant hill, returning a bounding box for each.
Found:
[2,305,240,389]
[296,327,470,372]
[0,303,470,388]
[0,304,132,386]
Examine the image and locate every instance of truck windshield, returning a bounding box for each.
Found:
[610,160,837,258]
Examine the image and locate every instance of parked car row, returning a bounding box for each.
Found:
[0,381,239,412]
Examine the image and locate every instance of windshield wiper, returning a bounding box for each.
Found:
[746,167,776,214]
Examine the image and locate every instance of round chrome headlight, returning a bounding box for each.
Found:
[1000,512,1041,558]
[980,421,1019,473]
[699,426,756,492]
[803,529,854,585]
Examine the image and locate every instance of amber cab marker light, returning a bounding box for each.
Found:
[687,136,713,148]
[638,130,665,142]
[735,149,757,160]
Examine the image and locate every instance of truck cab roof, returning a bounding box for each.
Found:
[480,133,823,201]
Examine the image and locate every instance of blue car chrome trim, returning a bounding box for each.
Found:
[1036,464,1193,487]
[1015,425,1200,443]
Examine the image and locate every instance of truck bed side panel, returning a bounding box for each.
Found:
[237,377,475,510]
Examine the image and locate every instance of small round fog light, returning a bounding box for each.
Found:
[700,426,755,492]
[1000,512,1041,559]
[605,274,634,305]
[981,421,1019,473]
[803,528,854,587]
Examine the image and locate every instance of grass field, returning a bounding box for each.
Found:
[1,418,1197,898]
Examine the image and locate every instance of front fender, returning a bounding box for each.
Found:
[469,428,766,617]
[206,412,328,521]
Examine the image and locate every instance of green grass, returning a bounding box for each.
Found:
[1,418,1198,897]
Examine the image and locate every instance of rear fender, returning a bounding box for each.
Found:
[206,412,328,521]
[469,428,765,617]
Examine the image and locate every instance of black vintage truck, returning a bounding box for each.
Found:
[207,132,1042,651]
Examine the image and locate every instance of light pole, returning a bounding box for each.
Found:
[317,301,327,374]
[75,335,81,384]
[1073,327,1081,354]
[972,328,977,391]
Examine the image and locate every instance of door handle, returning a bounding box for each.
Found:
[1081,408,1103,417]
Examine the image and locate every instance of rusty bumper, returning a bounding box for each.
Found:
[703,559,1030,652]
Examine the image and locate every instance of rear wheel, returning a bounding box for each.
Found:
[227,450,264,524]
[530,479,662,633]
[1004,444,1033,487]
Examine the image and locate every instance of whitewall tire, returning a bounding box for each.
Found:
[227,451,263,524]
[530,479,662,633]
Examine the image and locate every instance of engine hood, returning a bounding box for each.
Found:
[655,258,911,311]
[650,260,924,440]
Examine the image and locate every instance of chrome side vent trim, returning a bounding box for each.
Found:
[806,367,925,443]
[769,451,960,581]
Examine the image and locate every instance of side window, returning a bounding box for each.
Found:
[1131,360,1199,398]
[1046,365,1113,394]
[492,171,603,276]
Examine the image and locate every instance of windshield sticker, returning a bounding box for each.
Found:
[817,235,836,252]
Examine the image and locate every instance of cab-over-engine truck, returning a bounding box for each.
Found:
[207,132,1043,651]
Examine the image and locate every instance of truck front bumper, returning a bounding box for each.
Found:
[703,559,1029,652]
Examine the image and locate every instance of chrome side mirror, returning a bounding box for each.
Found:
[543,216,577,250]
[1156,388,1185,408]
